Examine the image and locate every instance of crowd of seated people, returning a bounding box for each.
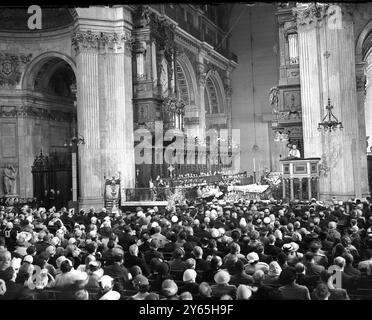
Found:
[1,196,372,300]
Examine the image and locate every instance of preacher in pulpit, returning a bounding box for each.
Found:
[288,144,301,159]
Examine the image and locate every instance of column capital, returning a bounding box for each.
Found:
[72,30,132,54]
[294,3,354,32]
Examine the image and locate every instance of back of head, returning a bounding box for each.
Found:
[314,283,330,300]
[179,291,193,300]
[333,256,346,269]
[199,282,212,297]
[74,289,89,300]
[277,252,287,265]
[192,246,203,258]
[252,270,265,283]
[279,267,296,285]
[295,262,305,274]
[236,285,252,300]
[235,259,244,273]
[344,253,354,264]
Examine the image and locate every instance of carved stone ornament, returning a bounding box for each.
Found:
[293,3,329,27]
[356,74,367,94]
[294,3,355,29]
[269,86,280,114]
[197,63,207,87]
[0,53,32,87]
[224,85,233,97]
[0,105,74,122]
[72,30,131,53]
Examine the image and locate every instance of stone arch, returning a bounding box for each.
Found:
[204,69,226,114]
[356,19,372,153]
[22,51,76,92]
[356,19,372,62]
[176,53,198,105]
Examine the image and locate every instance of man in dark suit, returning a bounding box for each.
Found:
[193,246,210,272]
[303,252,325,277]
[104,253,131,292]
[264,234,282,258]
[124,244,150,276]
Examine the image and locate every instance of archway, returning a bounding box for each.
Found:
[22,53,77,208]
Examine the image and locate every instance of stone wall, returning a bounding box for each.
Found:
[229,4,278,175]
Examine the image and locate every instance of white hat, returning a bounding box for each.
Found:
[239,218,247,228]
[218,228,226,236]
[23,255,34,264]
[99,275,114,289]
[171,216,178,223]
[247,252,259,264]
[210,228,220,238]
[263,217,271,225]
[183,269,197,282]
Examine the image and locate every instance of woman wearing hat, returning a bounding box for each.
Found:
[282,242,303,267]
[210,270,237,299]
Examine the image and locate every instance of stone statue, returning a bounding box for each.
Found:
[269,87,279,114]
[3,164,17,195]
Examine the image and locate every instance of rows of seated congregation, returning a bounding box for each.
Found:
[1,196,372,300]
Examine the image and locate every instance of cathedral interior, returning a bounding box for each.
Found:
[1,3,372,208]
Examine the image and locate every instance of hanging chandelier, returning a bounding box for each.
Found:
[317,97,343,132]
[318,23,343,133]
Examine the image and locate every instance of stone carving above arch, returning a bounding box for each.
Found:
[0,53,32,87]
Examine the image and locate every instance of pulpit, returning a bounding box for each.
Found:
[280,158,321,200]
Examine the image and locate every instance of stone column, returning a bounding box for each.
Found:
[72,31,103,209]
[365,57,372,152]
[73,30,136,209]
[123,36,136,190]
[98,32,134,187]
[197,58,207,142]
[296,3,367,200]
[356,62,370,197]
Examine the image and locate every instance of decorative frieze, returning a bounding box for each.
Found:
[72,30,132,53]
[0,53,32,87]
[0,105,74,122]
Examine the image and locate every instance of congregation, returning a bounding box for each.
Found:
[1,196,372,300]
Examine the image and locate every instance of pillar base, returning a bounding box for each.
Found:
[78,196,104,211]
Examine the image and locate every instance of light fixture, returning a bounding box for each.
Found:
[64,129,85,148]
[318,26,343,133]
[317,98,343,132]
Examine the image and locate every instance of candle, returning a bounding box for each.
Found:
[253,158,256,172]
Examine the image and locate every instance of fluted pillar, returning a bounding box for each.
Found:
[72,30,135,209]
[365,57,372,152]
[73,32,103,209]
[297,20,322,159]
[356,62,370,197]
[197,59,207,142]
[296,3,368,200]
[98,33,134,188]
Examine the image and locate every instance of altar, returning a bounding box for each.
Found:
[280,158,321,200]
